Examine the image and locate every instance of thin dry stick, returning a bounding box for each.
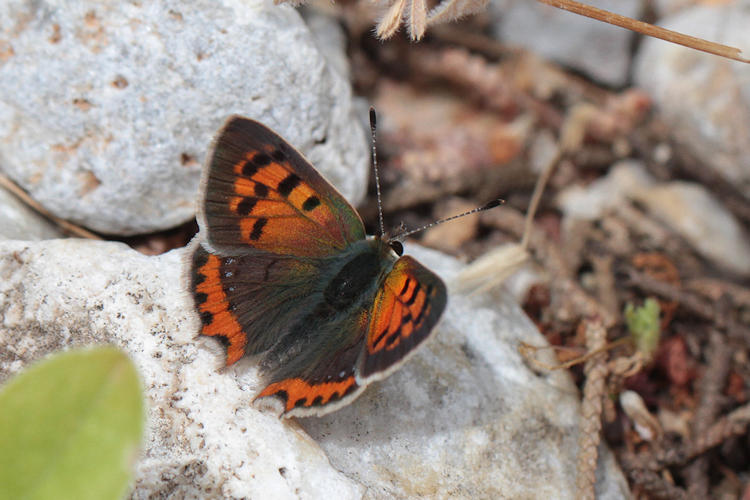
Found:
[576,317,609,500]
[0,172,102,240]
[682,403,750,461]
[537,0,750,63]
[684,330,732,497]
[520,336,630,371]
[621,402,750,473]
[626,468,687,500]
[521,146,562,251]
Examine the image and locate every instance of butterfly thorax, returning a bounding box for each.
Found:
[259,237,397,380]
[321,237,398,312]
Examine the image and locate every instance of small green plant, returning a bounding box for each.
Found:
[0,347,145,500]
[624,298,661,358]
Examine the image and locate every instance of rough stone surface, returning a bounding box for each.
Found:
[0,186,63,240]
[0,239,630,498]
[557,160,654,221]
[490,0,639,86]
[558,161,750,277]
[0,0,367,235]
[634,182,750,277]
[634,2,750,198]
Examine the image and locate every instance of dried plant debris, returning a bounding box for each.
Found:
[342,21,750,496]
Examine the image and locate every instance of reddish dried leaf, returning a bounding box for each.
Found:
[655,336,694,387]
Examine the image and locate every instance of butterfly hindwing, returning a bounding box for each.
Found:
[200,116,366,257]
[190,242,324,365]
[359,255,447,381]
[253,291,373,417]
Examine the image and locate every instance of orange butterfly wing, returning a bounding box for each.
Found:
[199,116,365,257]
[359,256,447,380]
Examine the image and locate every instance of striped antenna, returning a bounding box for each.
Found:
[391,199,504,241]
[369,107,385,238]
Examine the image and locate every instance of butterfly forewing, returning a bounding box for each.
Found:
[201,117,365,257]
[359,256,447,381]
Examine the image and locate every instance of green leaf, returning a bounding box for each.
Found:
[0,347,145,500]
[624,298,662,357]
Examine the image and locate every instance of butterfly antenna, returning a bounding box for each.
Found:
[370,107,385,238]
[392,199,505,240]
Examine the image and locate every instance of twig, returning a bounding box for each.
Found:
[684,330,733,497]
[590,254,618,322]
[576,317,608,500]
[520,336,631,371]
[537,0,750,63]
[626,467,687,500]
[0,172,102,240]
[664,403,750,466]
[625,267,716,322]
[622,402,750,472]
[521,146,562,251]
[626,266,750,343]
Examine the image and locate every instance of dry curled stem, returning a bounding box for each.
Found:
[576,317,608,500]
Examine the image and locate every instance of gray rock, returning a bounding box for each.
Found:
[634,2,750,198]
[490,0,638,86]
[0,185,63,240]
[0,0,367,235]
[0,239,629,498]
[557,160,655,221]
[559,161,750,277]
[634,181,750,277]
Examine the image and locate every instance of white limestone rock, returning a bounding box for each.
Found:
[0,239,630,498]
[634,2,750,198]
[0,0,367,235]
[490,0,638,86]
[557,160,655,221]
[0,186,63,240]
[634,182,750,277]
[558,161,750,277]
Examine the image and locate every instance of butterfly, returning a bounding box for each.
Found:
[188,115,447,418]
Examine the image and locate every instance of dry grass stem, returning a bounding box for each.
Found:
[376,0,408,39]
[0,172,102,240]
[408,0,427,40]
[537,0,750,63]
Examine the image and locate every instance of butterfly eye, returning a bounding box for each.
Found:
[389,240,404,256]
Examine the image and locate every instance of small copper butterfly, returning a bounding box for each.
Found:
[188,115,447,417]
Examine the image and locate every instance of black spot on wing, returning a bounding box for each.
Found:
[200,310,213,325]
[252,153,271,167]
[242,161,259,178]
[271,148,286,162]
[405,282,422,305]
[385,330,401,347]
[277,173,301,197]
[302,196,320,211]
[254,183,269,197]
[400,277,411,296]
[237,197,257,216]
[250,218,267,240]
